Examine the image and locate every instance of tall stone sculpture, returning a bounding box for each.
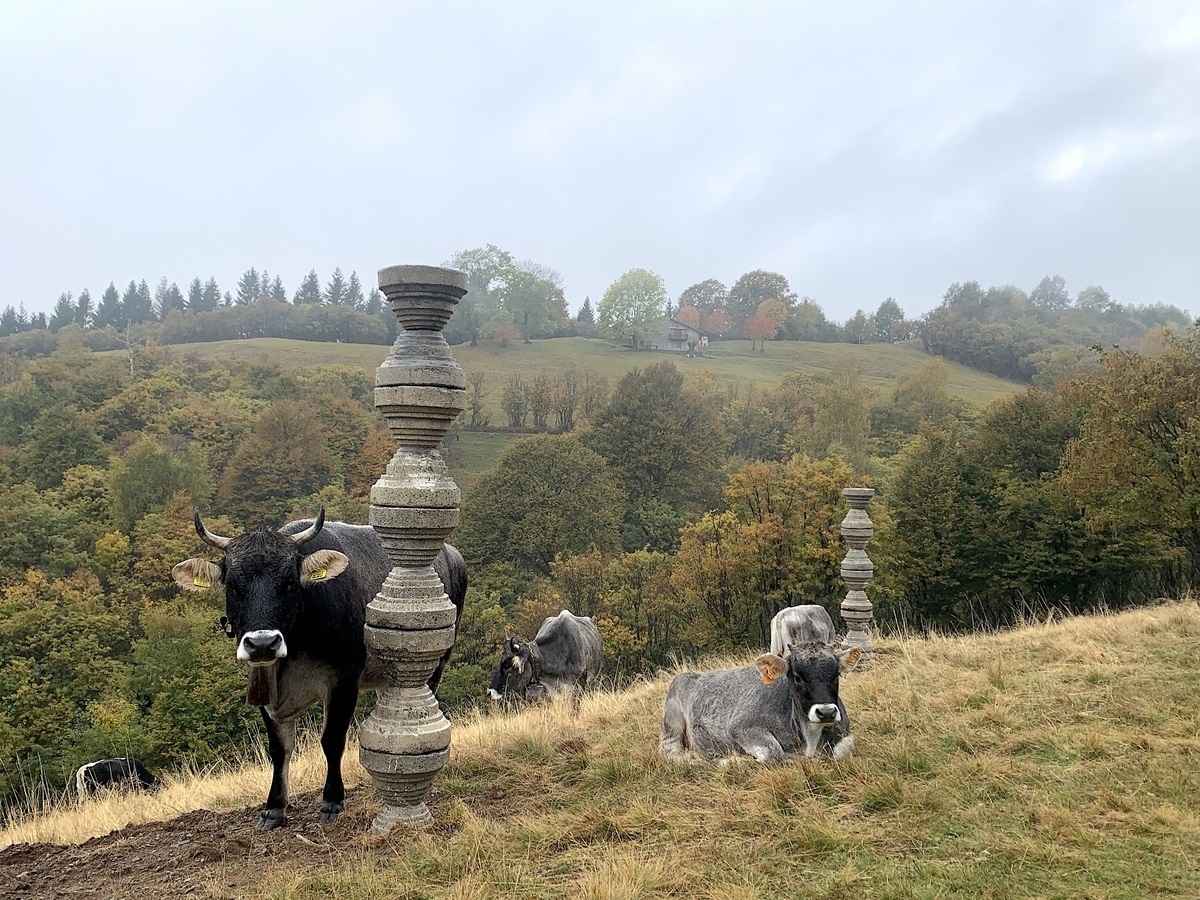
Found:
[838,487,875,661]
[359,265,466,834]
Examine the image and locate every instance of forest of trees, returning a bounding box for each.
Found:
[10,249,1189,389]
[0,316,1197,814]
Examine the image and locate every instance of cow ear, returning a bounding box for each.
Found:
[839,647,863,671]
[172,559,222,592]
[754,653,788,685]
[300,550,349,585]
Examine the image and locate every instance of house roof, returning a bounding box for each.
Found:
[668,317,706,335]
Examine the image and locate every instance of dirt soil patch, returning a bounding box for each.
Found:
[0,786,418,899]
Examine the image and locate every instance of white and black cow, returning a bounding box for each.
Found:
[75,757,157,797]
[659,641,861,764]
[172,508,467,829]
[769,604,837,657]
[487,610,602,704]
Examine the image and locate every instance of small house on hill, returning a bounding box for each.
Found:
[641,318,707,354]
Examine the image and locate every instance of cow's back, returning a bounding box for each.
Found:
[535,611,603,695]
[661,665,795,761]
[769,605,836,656]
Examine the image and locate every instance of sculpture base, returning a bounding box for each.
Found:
[841,629,874,662]
[371,801,432,834]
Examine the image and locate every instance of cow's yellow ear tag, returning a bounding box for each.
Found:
[193,575,212,588]
[309,567,328,581]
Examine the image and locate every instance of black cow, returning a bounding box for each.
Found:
[172,508,467,829]
[75,758,157,797]
[487,610,603,704]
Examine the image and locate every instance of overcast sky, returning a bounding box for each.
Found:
[2,0,1197,322]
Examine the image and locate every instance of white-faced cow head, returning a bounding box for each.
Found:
[487,636,540,701]
[171,508,349,665]
[754,642,861,727]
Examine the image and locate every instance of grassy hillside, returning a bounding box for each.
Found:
[162,336,1022,412]
[157,336,1022,486]
[4,602,1199,898]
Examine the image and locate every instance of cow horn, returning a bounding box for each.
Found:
[287,507,326,545]
[194,509,231,550]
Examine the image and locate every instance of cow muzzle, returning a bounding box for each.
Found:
[807,703,841,725]
[238,630,288,664]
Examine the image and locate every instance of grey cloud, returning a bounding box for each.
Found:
[1,1,1195,321]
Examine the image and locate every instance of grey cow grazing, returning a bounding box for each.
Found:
[488,610,602,704]
[172,508,467,829]
[660,641,861,764]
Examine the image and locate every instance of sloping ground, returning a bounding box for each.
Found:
[0,793,374,898]
[160,335,1023,410]
[4,602,1199,899]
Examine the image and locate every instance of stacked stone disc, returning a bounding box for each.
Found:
[838,487,876,662]
[359,265,466,834]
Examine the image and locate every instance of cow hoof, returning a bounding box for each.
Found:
[318,801,344,823]
[256,808,287,830]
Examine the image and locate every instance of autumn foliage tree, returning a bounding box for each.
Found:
[743,313,778,351]
[674,305,701,331]
[585,362,728,548]
[217,399,334,524]
[456,434,626,577]
[672,456,861,649]
[1062,331,1200,587]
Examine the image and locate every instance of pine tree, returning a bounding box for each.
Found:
[74,288,94,328]
[269,276,287,303]
[122,279,154,324]
[0,306,18,337]
[294,269,321,305]
[577,296,595,324]
[222,290,233,306]
[365,287,385,316]
[95,283,124,329]
[30,311,47,330]
[324,267,348,306]
[153,277,186,320]
[15,303,29,330]
[49,292,74,332]
[187,277,203,311]
[199,277,221,312]
[346,271,365,310]
[236,268,261,305]
[162,282,185,319]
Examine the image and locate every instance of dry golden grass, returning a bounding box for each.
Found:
[6,601,1200,899]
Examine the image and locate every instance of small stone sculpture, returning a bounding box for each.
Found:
[839,487,875,661]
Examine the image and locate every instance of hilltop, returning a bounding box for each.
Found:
[3,601,1198,898]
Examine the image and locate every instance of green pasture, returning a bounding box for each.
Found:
[163,335,1022,413]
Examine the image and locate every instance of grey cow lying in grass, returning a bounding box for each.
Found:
[660,611,860,764]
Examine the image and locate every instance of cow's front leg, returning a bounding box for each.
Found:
[733,727,786,764]
[318,678,359,823]
[800,721,825,759]
[259,709,296,829]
